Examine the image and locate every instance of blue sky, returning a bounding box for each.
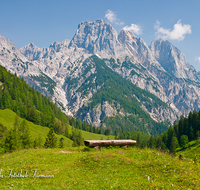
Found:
[1,0,200,71]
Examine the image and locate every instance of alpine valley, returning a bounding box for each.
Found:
[1,19,200,135]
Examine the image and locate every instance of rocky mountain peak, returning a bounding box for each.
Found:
[29,42,37,48]
[150,39,199,80]
[118,30,137,45]
[118,30,156,64]
[0,35,15,49]
[20,39,71,61]
[68,19,126,57]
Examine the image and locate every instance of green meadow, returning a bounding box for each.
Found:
[177,139,200,161]
[0,109,73,147]
[0,147,200,189]
[0,109,114,147]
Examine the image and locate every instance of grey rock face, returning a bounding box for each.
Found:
[150,39,200,81]
[69,19,127,57]
[20,39,70,60]
[118,30,158,65]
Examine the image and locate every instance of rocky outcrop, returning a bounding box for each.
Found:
[150,39,200,81]
[20,39,70,60]
[69,19,127,58]
[79,101,118,127]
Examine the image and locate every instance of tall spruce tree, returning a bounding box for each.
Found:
[170,136,179,154]
[59,137,64,148]
[19,119,31,149]
[44,129,57,148]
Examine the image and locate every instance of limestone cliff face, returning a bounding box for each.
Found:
[118,30,158,65]
[69,19,127,58]
[149,39,200,81]
[1,19,200,130]
[20,39,70,60]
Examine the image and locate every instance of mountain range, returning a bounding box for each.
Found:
[1,19,200,135]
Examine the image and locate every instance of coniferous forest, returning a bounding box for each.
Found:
[0,65,108,152]
[116,109,200,153]
[150,110,200,153]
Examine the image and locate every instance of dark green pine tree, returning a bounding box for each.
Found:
[180,135,189,148]
[115,130,118,140]
[19,119,31,149]
[136,133,141,148]
[77,131,84,146]
[170,136,179,154]
[149,136,154,149]
[0,124,8,153]
[156,136,163,149]
[178,115,184,141]
[59,138,64,148]
[44,129,57,148]
[65,127,69,138]
[13,114,22,150]
[37,134,42,148]
[188,126,194,141]
[4,129,18,152]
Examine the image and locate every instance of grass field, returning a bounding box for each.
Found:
[177,139,200,162]
[0,146,200,189]
[1,108,200,189]
[0,109,114,147]
[0,109,73,147]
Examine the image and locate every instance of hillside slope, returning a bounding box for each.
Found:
[0,109,73,147]
[0,109,114,145]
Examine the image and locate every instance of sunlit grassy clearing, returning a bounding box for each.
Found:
[0,147,199,189]
[0,109,73,147]
[0,109,115,147]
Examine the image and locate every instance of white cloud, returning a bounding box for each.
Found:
[105,10,116,23]
[195,56,200,63]
[105,9,124,25]
[123,24,142,35]
[105,9,142,35]
[155,20,192,41]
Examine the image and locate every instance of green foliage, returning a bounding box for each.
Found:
[118,129,150,148]
[170,136,179,154]
[3,115,32,152]
[44,129,58,148]
[59,137,64,148]
[0,109,73,149]
[153,109,200,153]
[0,124,7,153]
[180,135,189,148]
[177,139,200,161]
[70,128,84,146]
[149,136,154,149]
[4,130,17,152]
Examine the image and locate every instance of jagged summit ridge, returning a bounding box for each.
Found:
[150,39,200,81]
[20,39,71,61]
[68,19,128,57]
